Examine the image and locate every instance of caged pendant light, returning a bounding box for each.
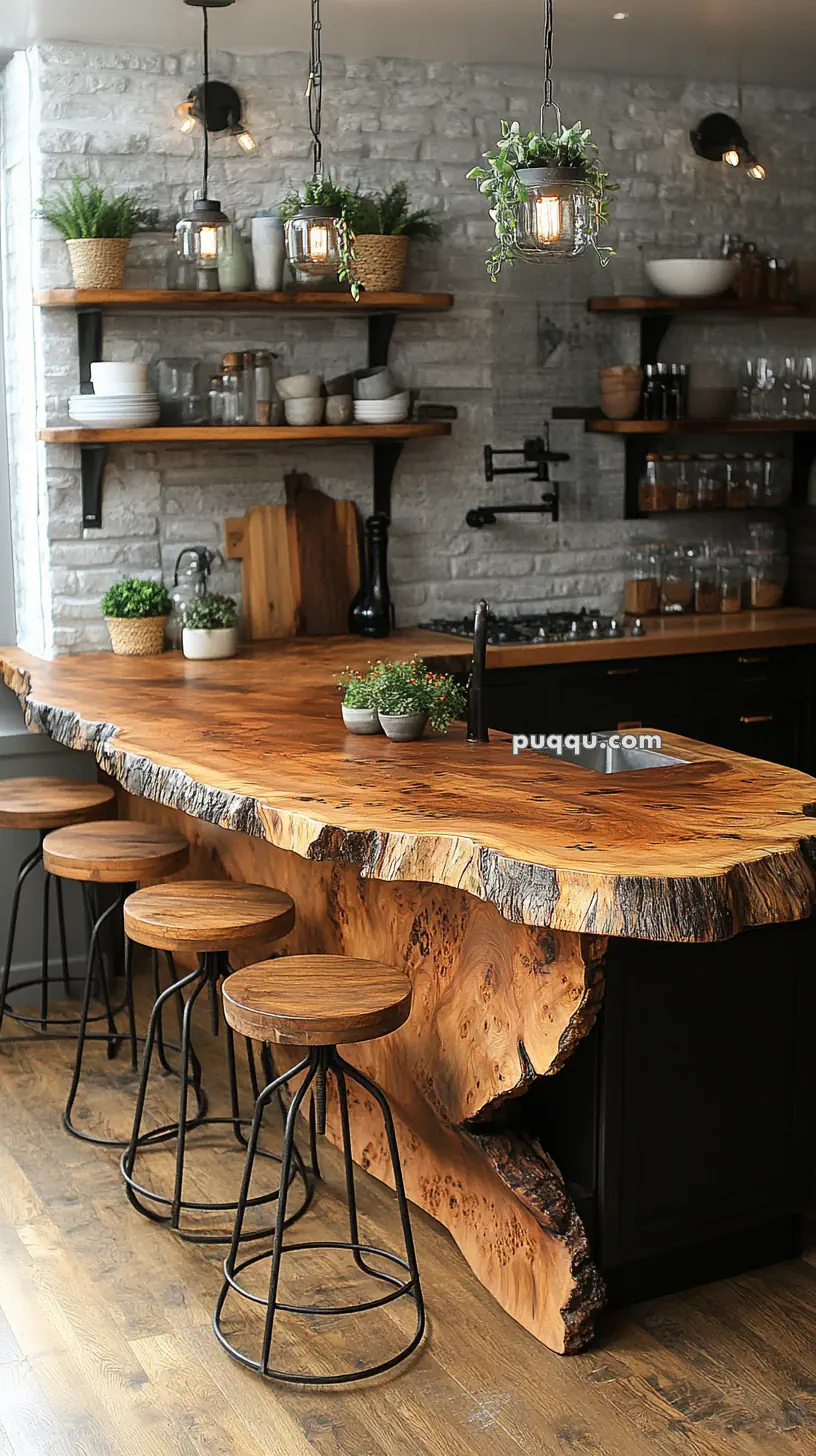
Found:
[513,0,598,263]
[175,1,232,287]
[284,0,343,279]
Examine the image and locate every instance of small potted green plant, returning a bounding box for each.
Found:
[39,176,158,290]
[182,594,240,661]
[343,182,441,292]
[467,119,616,281]
[369,659,467,742]
[100,578,171,656]
[336,667,381,735]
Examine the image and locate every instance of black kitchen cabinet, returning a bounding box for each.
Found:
[484,644,815,771]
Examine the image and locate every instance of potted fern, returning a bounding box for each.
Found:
[39,176,158,290]
[182,594,240,661]
[100,578,171,656]
[344,183,441,292]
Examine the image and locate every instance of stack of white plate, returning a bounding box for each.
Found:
[69,393,161,428]
[353,391,411,425]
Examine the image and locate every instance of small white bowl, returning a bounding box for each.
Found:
[91,362,150,396]
[645,259,739,299]
[285,397,325,426]
[277,373,322,400]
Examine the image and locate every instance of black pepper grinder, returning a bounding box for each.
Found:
[349,514,394,638]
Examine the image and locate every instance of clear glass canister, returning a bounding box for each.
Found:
[638,454,659,513]
[253,350,274,425]
[696,454,726,510]
[694,552,720,613]
[718,557,744,614]
[285,206,341,281]
[514,167,596,263]
[761,453,790,508]
[660,547,694,614]
[221,352,248,426]
[208,375,224,425]
[724,454,748,509]
[747,551,788,609]
[674,455,695,511]
[742,453,764,507]
[624,547,660,616]
[747,521,786,553]
[156,357,199,426]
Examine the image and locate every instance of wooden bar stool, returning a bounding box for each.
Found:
[43,821,190,1146]
[120,881,311,1244]
[0,776,115,1039]
[213,955,425,1385]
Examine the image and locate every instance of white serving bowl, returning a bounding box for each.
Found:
[90,362,150,396]
[354,392,411,423]
[645,258,739,299]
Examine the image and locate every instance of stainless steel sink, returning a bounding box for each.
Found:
[531,735,689,775]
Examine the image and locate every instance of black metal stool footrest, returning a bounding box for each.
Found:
[213,1044,426,1384]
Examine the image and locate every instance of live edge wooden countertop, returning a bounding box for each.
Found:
[3,624,816,944]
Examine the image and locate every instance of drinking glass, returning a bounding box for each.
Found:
[754,357,776,418]
[800,356,814,418]
[735,359,756,418]
[779,355,798,419]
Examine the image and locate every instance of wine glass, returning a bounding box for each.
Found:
[779,355,798,419]
[800,356,814,418]
[754,357,776,418]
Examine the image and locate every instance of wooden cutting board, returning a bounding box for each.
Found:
[225,473,361,639]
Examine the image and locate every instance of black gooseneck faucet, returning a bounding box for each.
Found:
[466,599,490,743]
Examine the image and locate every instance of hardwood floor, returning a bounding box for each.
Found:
[0,970,814,1456]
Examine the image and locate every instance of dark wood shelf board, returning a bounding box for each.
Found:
[553,410,816,435]
[33,288,454,314]
[39,423,450,444]
[587,295,811,318]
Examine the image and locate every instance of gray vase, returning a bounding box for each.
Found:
[378,710,428,742]
[342,704,381,734]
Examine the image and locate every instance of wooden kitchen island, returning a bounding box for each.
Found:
[2,637,816,1356]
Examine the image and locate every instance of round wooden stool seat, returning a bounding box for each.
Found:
[43,821,190,884]
[124,881,295,953]
[0,776,114,830]
[222,956,412,1046]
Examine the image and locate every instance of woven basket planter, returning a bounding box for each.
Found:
[105,615,167,656]
[66,237,131,290]
[353,235,409,293]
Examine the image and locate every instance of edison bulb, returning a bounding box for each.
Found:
[180,114,197,135]
[723,148,741,167]
[198,226,219,262]
[534,195,562,244]
[236,130,256,153]
[309,224,330,260]
[747,161,766,180]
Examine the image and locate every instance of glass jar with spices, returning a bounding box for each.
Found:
[221,352,248,427]
[638,454,660,512]
[694,552,720,614]
[760,452,790,508]
[718,557,744,614]
[742,453,764,507]
[746,550,788,609]
[674,455,695,511]
[724,454,748,509]
[696,454,725,510]
[253,350,275,425]
[624,546,660,617]
[660,547,694,614]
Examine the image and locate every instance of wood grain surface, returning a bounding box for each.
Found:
[222,956,412,1045]
[3,638,816,943]
[0,775,114,829]
[33,288,454,312]
[123,880,295,952]
[119,795,607,1353]
[37,423,451,444]
[42,821,189,884]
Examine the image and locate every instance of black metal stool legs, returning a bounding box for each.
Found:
[120,951,312,1244]
[0,835,90,1042]
[213,1045,426,1384]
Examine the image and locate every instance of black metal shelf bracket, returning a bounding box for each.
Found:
[81,445,107,529]
[368,313,397,370]
[372,440,404,521]
[78,309,103,395]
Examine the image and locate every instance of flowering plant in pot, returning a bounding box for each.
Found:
[336,667,381,735]
[100,578,171,656]
[182,594,239,661]
[343,182,441,293]
[468,119,616,281]
[39,176,158,290]
[369,659,467,742]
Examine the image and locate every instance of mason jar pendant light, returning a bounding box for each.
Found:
[514,0,597,263]
[175,1,232,289]
[285,0,342,280]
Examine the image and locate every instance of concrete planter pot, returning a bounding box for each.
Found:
[341,704,381,735]
[182,626,239,661]
[378,710,428,742]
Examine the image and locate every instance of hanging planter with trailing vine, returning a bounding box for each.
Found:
[467,0,617,280]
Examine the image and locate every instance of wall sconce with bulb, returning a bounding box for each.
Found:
[176,79,256,153]
[690,113,766,181]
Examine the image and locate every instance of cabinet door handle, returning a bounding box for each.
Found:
[737,655,770,665]
[606,667,639,676]
[739,714,774,724]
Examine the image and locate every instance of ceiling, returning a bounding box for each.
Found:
[2,0,815,88]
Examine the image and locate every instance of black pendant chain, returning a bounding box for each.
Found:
[306,0,323,177]
[540,0,562,133]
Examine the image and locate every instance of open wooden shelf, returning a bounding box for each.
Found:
[39,423,450,445]
[553,410,816,436]
[587,295,811,318]
[34,288,454,314]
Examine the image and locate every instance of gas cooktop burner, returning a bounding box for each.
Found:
[420,608,642,644]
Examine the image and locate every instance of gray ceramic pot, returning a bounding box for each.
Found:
[378,710,428,742]
[342,704,381,734]
[325,394,354,425]
[354,366,394,400]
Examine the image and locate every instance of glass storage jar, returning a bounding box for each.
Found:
[746,551,788,609]
[742,453,764,507]
[760,453,791,508]
[694,552,720,613]
[156,357,199,426]
[638,454,660,513]
[624,547,660,617]
[724,454,748,509]
[674,455,695,511]
[660,548,694,614]
[718,557,744,614]
[696,454,726,510]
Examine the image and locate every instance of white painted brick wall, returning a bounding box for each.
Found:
[3,41,816,651]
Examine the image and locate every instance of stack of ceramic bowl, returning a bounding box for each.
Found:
[276,373,325,426]
[353,367,410,424]
[69,363,160,428]
[599,365,643,420]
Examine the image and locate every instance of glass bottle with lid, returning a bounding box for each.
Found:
[624,546,660,617]
[724,454,748,509]
[221,352,248,426]
[660,547,694,614]
[253,350,275,425]
[760,452,790,508]
[694,551,719,614]
[746,550,788,609]
[718,557,744,614]
[208,375,224,425]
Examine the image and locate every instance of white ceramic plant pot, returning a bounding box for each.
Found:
[378,711,428,742]
[182,626,239,661]
[341,704,381,734]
